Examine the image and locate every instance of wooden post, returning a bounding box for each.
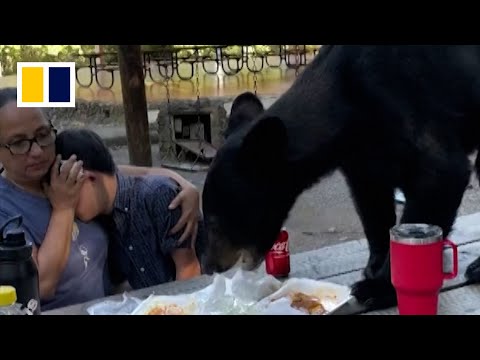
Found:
[94,45,104,66]
[117,45,152,166]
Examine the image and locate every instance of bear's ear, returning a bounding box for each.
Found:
[238,116,288,176]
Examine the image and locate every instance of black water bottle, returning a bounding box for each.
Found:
[0,215,41,315]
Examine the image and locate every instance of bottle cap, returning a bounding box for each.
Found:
[0,215,32,261]
[0,285,17,306]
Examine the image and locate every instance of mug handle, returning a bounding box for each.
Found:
[443,239,458,280]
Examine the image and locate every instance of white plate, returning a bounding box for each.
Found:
[257,277,353,315]
[131,293,199,315]
[129,270,353,315]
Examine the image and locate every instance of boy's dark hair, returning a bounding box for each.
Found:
[55,128,116,175]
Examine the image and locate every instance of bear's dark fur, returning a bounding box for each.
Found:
[202,45,480,311]
[223,91,264,139]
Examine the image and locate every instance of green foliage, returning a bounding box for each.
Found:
[0,45,84,76]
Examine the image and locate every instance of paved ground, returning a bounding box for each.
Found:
[109,144,480,256]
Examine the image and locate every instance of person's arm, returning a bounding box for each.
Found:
[0,209,72,301]
[170,248,202,281]
[148,180,202,281]
[37,155,85,299]
[32,209,75,299]
[117,165,188,187]
[118,164,201,246]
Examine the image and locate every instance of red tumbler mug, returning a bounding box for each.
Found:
[390,224,458,315]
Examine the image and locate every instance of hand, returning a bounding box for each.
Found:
[43,155,85,212]
[168,179,201,247]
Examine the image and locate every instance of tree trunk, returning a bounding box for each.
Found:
[117,45,152,166]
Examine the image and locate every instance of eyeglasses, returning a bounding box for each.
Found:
[0,127,57,155]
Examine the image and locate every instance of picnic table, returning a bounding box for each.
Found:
[44,212,480,315]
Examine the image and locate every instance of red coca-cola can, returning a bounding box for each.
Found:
[265,228,290,277]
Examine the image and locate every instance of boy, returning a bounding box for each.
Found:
[55,129,205,291]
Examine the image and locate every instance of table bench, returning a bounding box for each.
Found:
[44,212,480,315]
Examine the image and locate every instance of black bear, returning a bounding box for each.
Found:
[202,45,480,311]
[223,91,264,140]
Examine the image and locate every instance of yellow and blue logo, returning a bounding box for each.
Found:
[17,62,76,108]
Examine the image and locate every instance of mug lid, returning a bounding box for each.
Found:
[390,223,443,245]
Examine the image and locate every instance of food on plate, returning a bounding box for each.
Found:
[289,292,327,315]
[146,304,187,315]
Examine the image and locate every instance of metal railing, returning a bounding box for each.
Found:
[72,45,318,89]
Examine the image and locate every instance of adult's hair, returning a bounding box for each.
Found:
[0,87,17,109]
[55,128,116,175]
[0,88,17,173]
[0,87,49,122]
